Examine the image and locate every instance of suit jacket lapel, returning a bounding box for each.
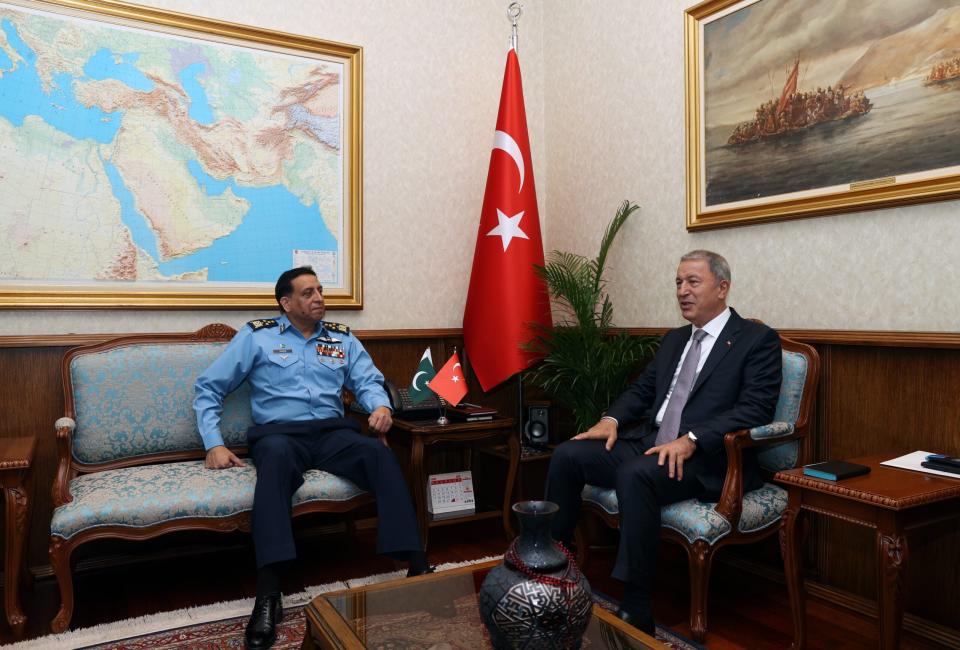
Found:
[690,310,743,396]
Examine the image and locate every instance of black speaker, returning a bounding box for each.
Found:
[523,403,550,448]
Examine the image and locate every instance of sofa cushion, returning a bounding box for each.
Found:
[581,482,787,545]
[51,460,366,540]
[70,343,253,465]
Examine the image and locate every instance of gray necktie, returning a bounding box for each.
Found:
[656,329,708,446]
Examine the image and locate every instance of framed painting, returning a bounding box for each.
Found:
[0,0,362,308]
[685,0,960,230]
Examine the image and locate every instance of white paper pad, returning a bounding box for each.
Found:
[880,450,960,479]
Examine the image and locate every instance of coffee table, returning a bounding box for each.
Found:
[302,560,667,649]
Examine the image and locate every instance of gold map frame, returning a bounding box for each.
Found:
[0,0,363,308]
[685,0,960,230]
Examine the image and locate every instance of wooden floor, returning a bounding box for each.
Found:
[0,518,949,648]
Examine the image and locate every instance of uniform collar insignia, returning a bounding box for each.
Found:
[247,318,279,331]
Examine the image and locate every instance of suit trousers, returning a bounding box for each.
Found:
[545,434,707,593]
[248,425,422,568]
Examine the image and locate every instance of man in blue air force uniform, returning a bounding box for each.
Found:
[194,266,429,650]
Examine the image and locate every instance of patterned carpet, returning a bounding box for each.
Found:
[81,595,705,650]
[83,597,703,650]
[11,559,704,649]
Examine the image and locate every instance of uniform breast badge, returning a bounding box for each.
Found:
[317,343,346,364]
[272,343,292,361]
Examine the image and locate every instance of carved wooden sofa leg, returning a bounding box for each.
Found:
[687,539,715,643]
[49,536,74,633]
[574,524,589,569]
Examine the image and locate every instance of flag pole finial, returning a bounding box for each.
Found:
[507,2,522,52]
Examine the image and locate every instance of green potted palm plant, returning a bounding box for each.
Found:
[526,201,658,433]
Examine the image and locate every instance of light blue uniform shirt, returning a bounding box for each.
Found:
[194,314,391,450]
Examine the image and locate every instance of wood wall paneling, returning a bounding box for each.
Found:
[0,347,68,571]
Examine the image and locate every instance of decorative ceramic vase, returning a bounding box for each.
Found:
[478,501,592,649]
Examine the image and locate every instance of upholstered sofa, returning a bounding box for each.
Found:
[48,324,374,632]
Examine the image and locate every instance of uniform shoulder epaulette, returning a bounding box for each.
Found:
[247,318,279,331]
[322,320,350,334]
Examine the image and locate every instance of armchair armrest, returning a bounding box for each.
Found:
[715,428,750,526]
[749,422,794,441]
[715,422,802,526]
[52,417,76,507]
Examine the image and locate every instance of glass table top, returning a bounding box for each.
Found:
[315,561,664,649]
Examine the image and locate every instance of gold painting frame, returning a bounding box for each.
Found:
[0,0,362,308]
[685,0,960,230]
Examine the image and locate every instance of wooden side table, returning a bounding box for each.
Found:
[386,417,518,547]
[476,443,553,504]
[0,436,36,637]
[775,454,960,650]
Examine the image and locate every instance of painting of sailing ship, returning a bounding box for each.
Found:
[725,59,872,146]
[688,0,960,226]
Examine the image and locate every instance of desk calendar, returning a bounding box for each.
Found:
[426,471,476,519]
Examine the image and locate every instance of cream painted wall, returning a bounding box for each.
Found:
[542,0,960,332]
[3,0,958,335]
[0,0,547,334]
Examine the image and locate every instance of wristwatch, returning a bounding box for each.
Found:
[687,431,698,447]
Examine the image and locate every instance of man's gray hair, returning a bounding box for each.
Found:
[680,250,731,283]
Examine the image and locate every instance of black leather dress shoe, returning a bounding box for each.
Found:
[245,594,283,649]
[406,564,436,578]
[616,608,656,637]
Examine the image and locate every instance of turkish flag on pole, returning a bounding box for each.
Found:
[428,352,469,406]
[463,48,552,392]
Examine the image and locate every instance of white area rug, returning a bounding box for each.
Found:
[9,556,499,649]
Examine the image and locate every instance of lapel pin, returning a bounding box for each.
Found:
[726,340,732,347]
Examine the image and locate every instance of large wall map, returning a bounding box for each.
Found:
[0,1,348,299]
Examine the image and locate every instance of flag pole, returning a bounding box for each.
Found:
[508,1,524,447]
[436,347,454,425]
[507,2,521,52]
[517,369,526,451]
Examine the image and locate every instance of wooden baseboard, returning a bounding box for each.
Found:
[721,556,960,648]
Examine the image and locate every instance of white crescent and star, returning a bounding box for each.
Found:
[488,130,531,253]
[486,209,529,252]
[493,130,524,192]
[411,371,428,390]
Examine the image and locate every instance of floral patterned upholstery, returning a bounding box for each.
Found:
[581,482,788,545]
[70,343,252,465]
[51,460,366,540]
[755,348,807,473]
[581,347,808,544]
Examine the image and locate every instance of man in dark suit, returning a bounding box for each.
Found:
[545,250,781,635]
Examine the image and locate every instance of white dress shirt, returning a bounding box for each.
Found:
[654,307,731,426]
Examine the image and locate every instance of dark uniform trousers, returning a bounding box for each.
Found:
[247,418,422,568]
[546,432,708,595]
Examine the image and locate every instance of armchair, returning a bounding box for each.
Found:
[578,333,819,642]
